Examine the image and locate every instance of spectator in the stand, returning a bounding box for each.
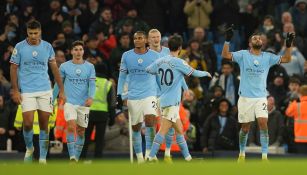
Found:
[209,60,239,106]
[85,35,105,62]
[89,7,113,38]
[281,12,293,27]
[268,72,288,110]
[286,85,307,154]
[1,0,19,18]
[260,33,277,53]
[257,15,282,52]
[0,13,25,45]
[62,20,79,47]
[52,32,69,54]
[280,77,301,114]
[193,27,217,74]
[0,44,13,80]
[103,0,133,21]
[40,0,69,42]
[115,7,149,36]
[79,0,100,34]
[290,0,307,38]
[183,0,213,36]
[202,98,238,152]
[248,96,284,147]
[268,63,289,86]
[55,49,67,67]
[97,30,117,59]
[62,0,82,36]
[109,32,131,79]
[279,42,306,77]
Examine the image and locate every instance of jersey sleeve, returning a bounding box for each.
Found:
[145,60,159,75]
[269,52,281,67]
[231,50,244,65]
[10,44,21,65]
[175,59,195,76]
[48,43,55,61]
[117,53,128,95]
[59,64,65,79]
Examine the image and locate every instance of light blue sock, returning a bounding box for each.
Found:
[75,135,85,161]
[23,130,33,149]
[149,133,164,158]
[239,129,249,155]
[145,127,155,151]
[165,128,175,149]
[66,133,75,159]
[260,130,269,155]
[176,134,191,159]
[39,130,49,160]
[132,131,142,154]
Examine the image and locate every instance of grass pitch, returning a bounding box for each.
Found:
[1,158,306,175]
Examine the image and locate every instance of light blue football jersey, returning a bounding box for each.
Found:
[10,39,55,93]
[231,50,281,98]
[117,49,160,100]
[146,55,209,108]
[154,47,188,96]
[59,60,96,106]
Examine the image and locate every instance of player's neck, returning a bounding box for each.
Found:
[26,38,41,46]
[72,58,84,64]
[134,47,147,54]
[170,50,180,57]
[250,48,261,55]
[150,45,161,52]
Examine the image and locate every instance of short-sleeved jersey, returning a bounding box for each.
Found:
[231,50,281,98]
[117,49,159,100]
[10,39,55,93]
[60,60,96,106]
[146,55,207,108]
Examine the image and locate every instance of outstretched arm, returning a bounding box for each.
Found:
[221,25,234,60]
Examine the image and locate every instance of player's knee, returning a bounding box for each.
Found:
[258,119,268,130]
[23,123,33,131]
[241,125,250,133]
[144,115,155,127]
[67,125,75,133]
[76,127,85,136]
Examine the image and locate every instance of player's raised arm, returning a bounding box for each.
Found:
[221,25,234,60]
[280,32,295,63]
[117,54,128,96]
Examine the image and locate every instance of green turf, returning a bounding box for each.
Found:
[1,158,306,175]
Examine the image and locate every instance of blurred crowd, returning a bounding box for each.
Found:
[1,0,307,158]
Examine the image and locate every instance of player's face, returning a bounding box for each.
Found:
[250,35,263,50]
[133,33,146,48]
[148,32,161,48]
[27,28,41,45]
[71,45,84,60]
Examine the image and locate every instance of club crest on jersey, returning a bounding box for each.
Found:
[75,68,82,76]
[253,60,259,67]
[137,58,143,64]
[32,51,38,58]
[12,48,17,56]
[182,60,189,66]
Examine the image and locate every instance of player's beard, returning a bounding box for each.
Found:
[252,43,262,50]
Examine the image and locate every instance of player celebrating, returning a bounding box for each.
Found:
[148,29,188,162]
[53,41,96,162]
[117,31,160,163]
[221,25,294,161]
[10,20,65,164]
[146,34,211,162]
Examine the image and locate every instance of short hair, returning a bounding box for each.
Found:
[300,85,307,96]
[134,31,147,37]
[26,20,41,30]
[168,34,183,51]
[221,59,233,67]
[289,77,301,85]
[148,29,160,35]
[71,40,84,49]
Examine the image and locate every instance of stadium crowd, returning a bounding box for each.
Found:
[0,0,307,159]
